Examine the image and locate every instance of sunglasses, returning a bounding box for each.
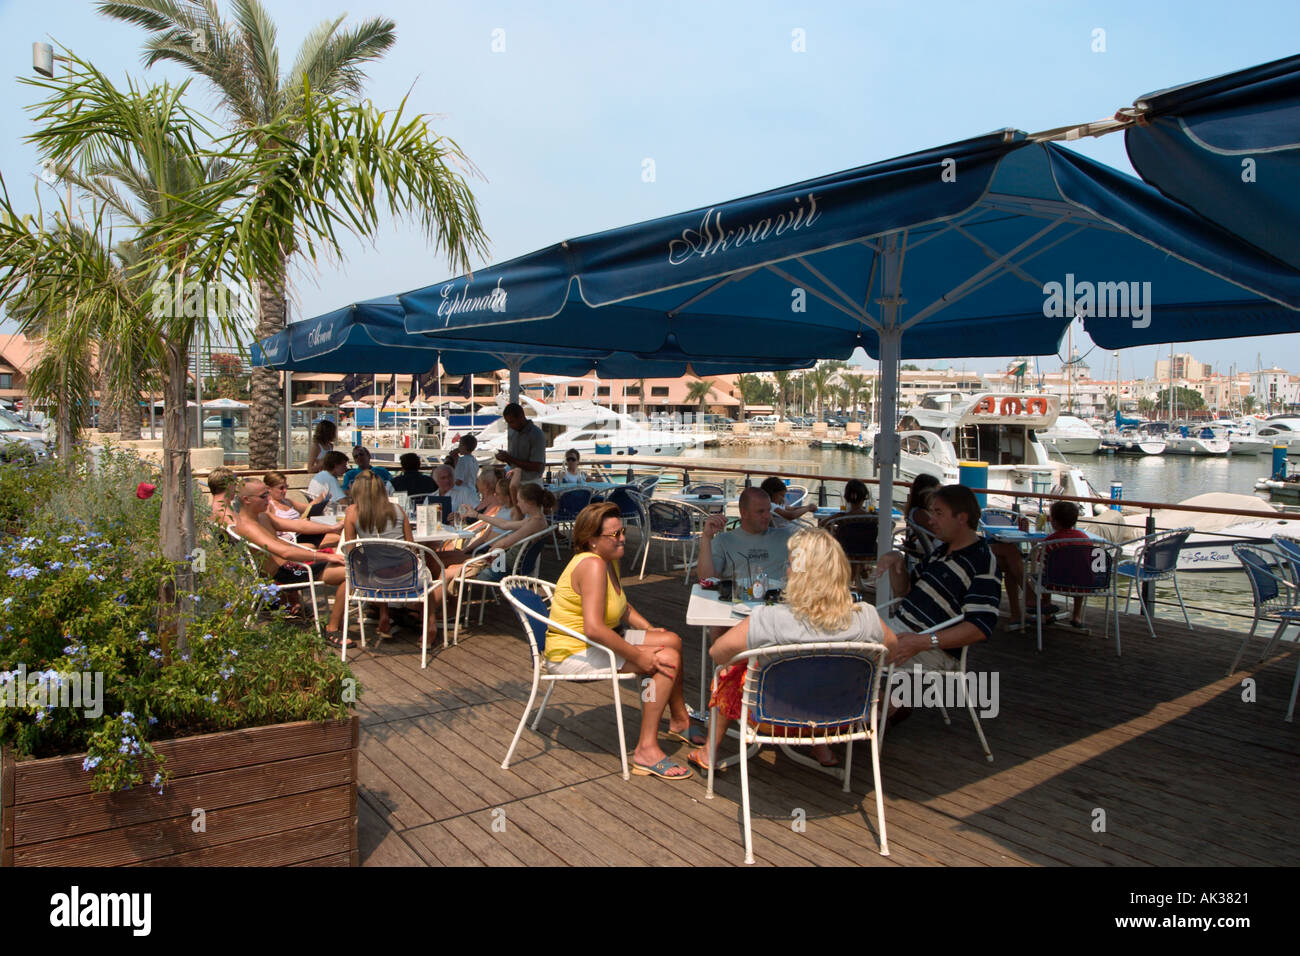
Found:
[599,529,626,540]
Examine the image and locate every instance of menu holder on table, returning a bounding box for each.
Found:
[416,503,442,538]
[394,491,409,514]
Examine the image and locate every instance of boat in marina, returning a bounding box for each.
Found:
[871,391,1100,512]
[1162,423,1231,456]
[469,394,715,459]
[1038,415,1103,455]
[1096,493,1300,572]
[1098,411,1166,456]
[1210,420,1271,456]
[1253,416,1300,455]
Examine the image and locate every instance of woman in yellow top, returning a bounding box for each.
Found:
[545,501,702,781]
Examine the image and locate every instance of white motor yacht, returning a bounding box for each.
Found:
[871,391,1099,512]
[1038,415,1102,455]
[1254,417,1300,455]
[467,395,714,459]
[1209,420,1270,456]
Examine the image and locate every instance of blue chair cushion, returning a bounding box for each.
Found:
[510,587,550,654]
[750,655,875,728]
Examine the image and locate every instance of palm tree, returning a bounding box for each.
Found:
[100,0,488,467]
[685,378,715,417]
[772,370,791,420]
[1243,394,1257,415]
[2,50,485,651]
[805,364,834,419]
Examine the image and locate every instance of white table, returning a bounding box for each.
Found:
[412,526,477,546]
[686,584,765,716]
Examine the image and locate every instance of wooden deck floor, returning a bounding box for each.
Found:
[347,550,1300,867]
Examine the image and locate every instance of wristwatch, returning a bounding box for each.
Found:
[929,633,941,650]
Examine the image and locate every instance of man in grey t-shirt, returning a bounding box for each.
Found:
[494,402,547,486]
[697,487,795,590]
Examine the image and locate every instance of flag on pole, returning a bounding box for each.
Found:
[379,374,397,412]
[457,374,473,399]
[408,372,425,404]
[329,372,373,404]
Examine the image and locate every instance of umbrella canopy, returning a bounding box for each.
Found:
[201,397,249,409]
[394,130,1300,562]
[251,297,813,378]
[1125,54,1300,271]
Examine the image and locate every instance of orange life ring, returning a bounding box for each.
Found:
[1025,397,1048,415]
[974,396,997,414]
[999,396,1023,415]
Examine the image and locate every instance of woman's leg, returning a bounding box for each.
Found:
[621,639,687,774]
[639,630,690,732]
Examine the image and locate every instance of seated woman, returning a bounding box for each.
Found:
[263,470,340,549]
[327,471,432,645]
[899,473,941,560]
[689,527,898,771]
[557,450,591,484]
[306,418,338,474]
[842,478,871,514]
[207,467,240,527]
[762,476,817,526]
[544,501,699,780]
[427,483,556,618]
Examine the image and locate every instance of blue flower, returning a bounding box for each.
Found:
[2,597,12,609]
[121,711,135,722]
[148,649,162,661]
[208,692,219,703]
[138,632,149,643]
[47,561,64,571]
[147,716,158,726]
[35,710,46,723]
[228,649,239,658]
[63,645,78,655]
[82,756,102,771]
[218,666,234,680]
[57,535,74,544]
[201,633,213,642]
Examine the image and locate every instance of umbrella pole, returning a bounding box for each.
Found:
[875,325,901,608]
[282,370,292,468]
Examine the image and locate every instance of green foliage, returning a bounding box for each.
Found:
[1154,386,1206,415]
[0,447,358,792]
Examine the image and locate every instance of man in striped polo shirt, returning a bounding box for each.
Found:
[876,484,1002,671]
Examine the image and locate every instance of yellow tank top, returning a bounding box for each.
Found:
[544,552,627,662]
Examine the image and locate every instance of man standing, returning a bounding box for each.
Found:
[875,484,1001,670]
[341,445,395,495]
[494,403,546,489]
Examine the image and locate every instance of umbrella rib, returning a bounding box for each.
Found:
[762,262,876,327]
[793,256,877,322]
[902,215,1069,328]
[951,223,1045,287]
[664,267,761,317]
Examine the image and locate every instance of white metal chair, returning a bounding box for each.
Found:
[639,498,708,582]
[339,537,446,667]
[822,513,881,586]
[784,484,809,507]
[226,527,324,637]
[1116,528,1194,639]
[1230,543,1300,670]
[499,576,636,779]
[978,508,1020,531]
[1028,538,1123,655]
[452,527,552,643]
[704,639,892,864]
[877,599,993,762]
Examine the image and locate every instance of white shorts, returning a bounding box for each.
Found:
[548,629,646,675]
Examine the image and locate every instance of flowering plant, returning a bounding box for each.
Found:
[0,447,359,792]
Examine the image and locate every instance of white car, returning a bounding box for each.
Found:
[0,408,50,461]
[748,414,780,425]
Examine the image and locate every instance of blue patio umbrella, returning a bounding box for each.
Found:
[1124,54,1300,271]
[250,296,816,378]
[396,130,1300,559]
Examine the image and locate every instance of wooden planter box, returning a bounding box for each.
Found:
[1,717,358,867]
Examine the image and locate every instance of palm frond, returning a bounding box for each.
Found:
[231,0,280,123]
[289,16,396,104]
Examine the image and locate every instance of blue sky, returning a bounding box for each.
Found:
[1,0,1297,380]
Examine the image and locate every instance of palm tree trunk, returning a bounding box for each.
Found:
[248,269,286,468]
[159,341,196,656]
[118,390,142,441]
[97,365,118,434]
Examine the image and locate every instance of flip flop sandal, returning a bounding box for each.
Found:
[662,721,709,747]
[323,629,349,649]
[686,749,725,774]
[631,756,694,781]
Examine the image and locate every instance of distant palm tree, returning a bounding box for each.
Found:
[1243,394,1257,415]
[100,0,488,467]
[805,364,834,418]
[685,378,715,415]
[772,370,791,420]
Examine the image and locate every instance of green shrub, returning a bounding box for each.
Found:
[0,447,359,792]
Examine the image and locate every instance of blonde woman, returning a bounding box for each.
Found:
[687,527,897,771]
[327,471,426,646]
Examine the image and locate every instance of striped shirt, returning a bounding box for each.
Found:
[896,538,1002,656]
